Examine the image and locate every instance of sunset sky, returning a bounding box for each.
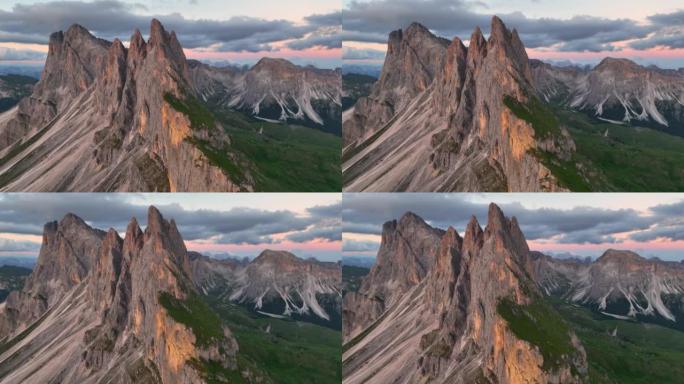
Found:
[0,194,341,262]
[0,0,341,68]
[343,193,684,262]
[343,0,684,69]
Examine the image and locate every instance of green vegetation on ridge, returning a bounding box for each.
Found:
[559,109,684,191]
[497,297,575,371]
[164,92,341,192]
[206,297,341,384]
[504,95,562,140]
[158,291,224,347]
[552,299,684,383]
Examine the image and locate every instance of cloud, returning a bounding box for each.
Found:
[342,194,668,247]
[0,238,41,252]
[342,0,677,53]
[0,1,340,53]
[342,46,386,60]
[0,194,340,248]
[287,27,342,50]
[342,239,380,252]
[0,47,47,61]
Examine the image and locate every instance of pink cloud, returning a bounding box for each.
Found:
[527,47,684,61]
[528,239,684,253]
[184,47,341,61]
[184,239,341,254]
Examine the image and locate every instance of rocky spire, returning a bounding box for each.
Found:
[343,204,587,383]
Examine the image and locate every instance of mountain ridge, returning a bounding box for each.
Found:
[343,204,588,383]
[342,17,575,192]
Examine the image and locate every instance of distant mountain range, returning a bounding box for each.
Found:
[0,19,341,192]
[0,207,341,383]
[342,205,684,383]
[531,58,684,136]
[342,17,684,192]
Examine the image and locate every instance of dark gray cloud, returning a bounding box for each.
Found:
[343,194,671,246]
[287,27,341,50]
[0,194,340,247]
[0,1,340,53]
[343,0,682,54]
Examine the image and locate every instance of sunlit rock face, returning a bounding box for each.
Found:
[343,204,588,384]
[343,17,575,192]
[0,207,239,383]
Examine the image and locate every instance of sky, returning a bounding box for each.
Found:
[343,193,684,262]
[0,0,341,68]
[0,193,342,262]
[342,0,684,69]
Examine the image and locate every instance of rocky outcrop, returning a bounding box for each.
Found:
[531,57,684,135]
[531,249,684,329]
[189,57,342,135]
[342,17,576,192]
[0,207,241,383]
[0,20,252,192]
[192,249,342,328]
[342,204,588,383]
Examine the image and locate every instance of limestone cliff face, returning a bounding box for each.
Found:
[343,17,575,192]
[531,57,684,135]
[0,20,251,192]
[343,212,444,340]
[191,249,343,327]
[188,57,342,135]
[0,207,239,383]
[342,204,588,384]
[531,249,684,327]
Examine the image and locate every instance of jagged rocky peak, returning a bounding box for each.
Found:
[0,206,243,382]
[343,16,574,192]
[343,204,588,383]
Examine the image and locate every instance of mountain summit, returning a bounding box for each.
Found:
[0,20,250,192]
[343,204,588,383]
[531,57,684,135]
[0,19,341,192]
[343,17,576,192]
[0,207,243,383]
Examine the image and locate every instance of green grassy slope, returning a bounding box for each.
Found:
[508,99,684,191]
[558,109,684,191]
[215,108,341,192]
[165,92,341,192]
[207,298,341,384]
[552,299,684,383]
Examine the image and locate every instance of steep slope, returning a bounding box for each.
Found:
[343,17,575,192]
[343,205,587,383]
[531,249,684,330]
[531,58,684,136]
[189,58,342,135]
[0,207,245,384]
[342,212,444,339]
[191,249,342,328]
[0,20,251,192]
